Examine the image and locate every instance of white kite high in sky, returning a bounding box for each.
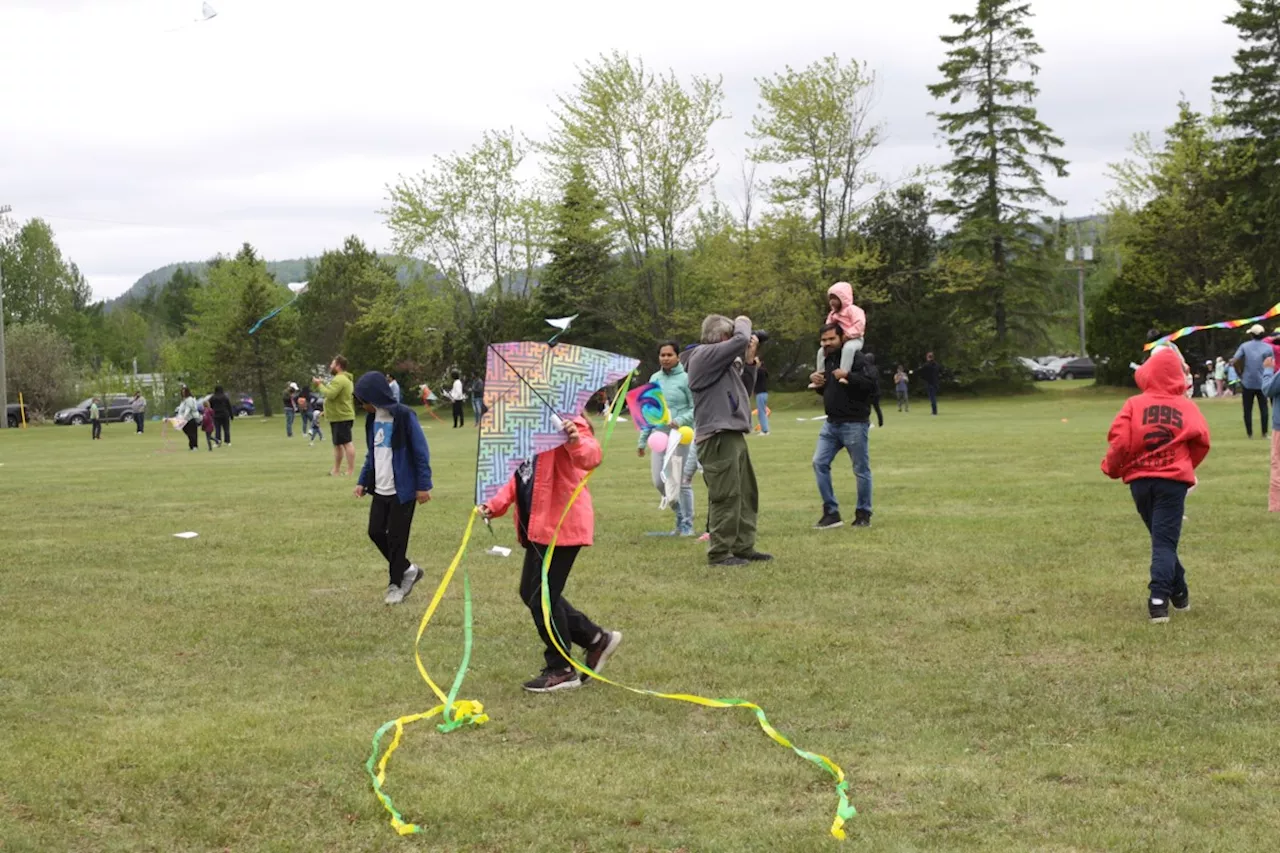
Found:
[166,2,218,32]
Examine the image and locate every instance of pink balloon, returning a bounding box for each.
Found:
[647,431,669,453]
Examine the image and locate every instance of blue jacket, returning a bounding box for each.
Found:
[1260,368,1280,431]
[354,372,433,503]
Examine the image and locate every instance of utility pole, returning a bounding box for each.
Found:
[1065,220,1092,357]
[0,204,11,430]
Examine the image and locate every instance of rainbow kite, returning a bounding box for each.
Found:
[625,383,669,431]
[1144,302,1280,351]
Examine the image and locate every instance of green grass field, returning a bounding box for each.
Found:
[3,385,1280,852]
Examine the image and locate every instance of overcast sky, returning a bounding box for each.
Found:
[0,0,1242,301]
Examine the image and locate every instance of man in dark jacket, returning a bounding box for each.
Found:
[919,352,941,416]
[209,386,234,446]
[353,371,433,605]
[811,324,876,529]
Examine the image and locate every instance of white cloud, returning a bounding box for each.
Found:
[0,0,1241,300]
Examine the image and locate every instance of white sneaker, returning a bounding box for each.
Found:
[384,584,405,605]
[399,565,423,601]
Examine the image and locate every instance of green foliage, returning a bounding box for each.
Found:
[928,0,1069,350]
[3,322,77,415]
[0,218,91,334]
[298,236,399,366]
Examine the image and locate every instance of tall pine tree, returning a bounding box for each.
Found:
[928,0,1068,349]
[536,163,618,349]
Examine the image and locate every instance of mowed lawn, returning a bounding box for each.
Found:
[3,385,1280,852]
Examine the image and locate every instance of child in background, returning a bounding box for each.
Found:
[809,282,866,387]
[480,416,622,693]
[201,402,216,450]
[894,365,910,412]
[352,372,433,606]
[1228,363,1242,396]
[89,398,102,440]
[1101,347,1211,623]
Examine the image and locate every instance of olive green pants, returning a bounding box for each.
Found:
[697,432,758,563]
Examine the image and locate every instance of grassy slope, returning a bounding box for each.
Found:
[2,385,1278,852]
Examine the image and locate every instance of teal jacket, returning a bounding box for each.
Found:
[639,363,695,447]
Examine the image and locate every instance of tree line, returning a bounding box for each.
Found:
[9,0,1268,418]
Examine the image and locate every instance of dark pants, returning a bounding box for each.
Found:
[871,399,884,427]
[91,419,101,439]
[520,544,601,671]
[1243,388,1269,437]
[368,493,417,585]
[285,408,295,437]
[214,415,231,445]
[697,432,759,563]
[182,420,199,449]
[1129,478,1190,601]
[204,429,215,450]
[471,398,483,422]
[452,400,465,428]
[134,412,145,433]
[927,384,938,415]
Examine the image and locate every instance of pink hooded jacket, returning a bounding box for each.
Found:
[826,282,866,339]
[486,416,602,547]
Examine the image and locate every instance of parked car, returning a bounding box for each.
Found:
[1017,356,1056,381]
[1058,357,1096,380]
[5,402,27,428]
[53,395,135,425]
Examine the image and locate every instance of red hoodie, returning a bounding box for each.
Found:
[1101,348,1210,485]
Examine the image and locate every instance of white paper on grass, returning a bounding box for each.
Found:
[173,531,199,539]
[487,546,512,558]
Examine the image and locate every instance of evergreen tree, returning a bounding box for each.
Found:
[536,163,619,349]
[297,236,398,366]
[928,0,1068,348]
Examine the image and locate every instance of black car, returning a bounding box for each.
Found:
[54,395,136,425]
[1057,357,1096,380]
[5,402,27,428]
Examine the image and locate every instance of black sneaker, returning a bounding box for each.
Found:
[583,630,622,680]
[1149,598,1170,623]
[814,512,843,530]
[852,509,872,528]
[735,551,774,562]
[709,556,750,567]
[1171,590,1190,612]
[522,667,583,693]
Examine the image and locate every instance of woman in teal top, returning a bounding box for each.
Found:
[638,341,698,536]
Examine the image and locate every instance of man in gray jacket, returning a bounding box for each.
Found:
[130,391,147,434]
[682,314,772,567]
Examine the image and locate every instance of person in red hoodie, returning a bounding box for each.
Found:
[1101,347,1211,623]
[480,416,623,693]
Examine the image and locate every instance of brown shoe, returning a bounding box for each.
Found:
[583,630,622,680]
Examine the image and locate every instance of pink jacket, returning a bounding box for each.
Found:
[486,416,602,547]
[826,282,866,339]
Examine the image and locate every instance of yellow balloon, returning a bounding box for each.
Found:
[678,426,694,445]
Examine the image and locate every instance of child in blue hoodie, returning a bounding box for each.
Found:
[637,340,698,536]
[353,371,433,605]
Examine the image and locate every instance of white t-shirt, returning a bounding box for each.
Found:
[450,379,464,402]
[372,409,395,496]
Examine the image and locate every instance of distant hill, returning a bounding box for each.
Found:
[105,255,436,309]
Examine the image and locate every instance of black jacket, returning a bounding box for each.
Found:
[209,391,234,420]
[816,349,875,423]
[919,361,941,387]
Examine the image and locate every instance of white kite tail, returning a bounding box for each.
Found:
[657,440,683,510]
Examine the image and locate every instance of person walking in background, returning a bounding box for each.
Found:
[754,360,771,436]
[865,353,885,428]
[209,385,233,446]
[315,355,356,476]
[283,382,298,438]
[919,353,941,415]
[176,387,201,451]
[89,398,102,440]
[201,400,216,451]
[130,391,146,434]
[1232,324,1272,438]
[637,340,699,537]
[470,375,485,424]
[894,365,910,412]
[682,314,771,567]
[448,370,465,428]
[387,373,402,404]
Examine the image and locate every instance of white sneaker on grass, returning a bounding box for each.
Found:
[399,565,423,601]
[384,584,405,605]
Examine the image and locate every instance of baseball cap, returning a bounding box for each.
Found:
[288,381,299,390]
[1249,323,1266,335]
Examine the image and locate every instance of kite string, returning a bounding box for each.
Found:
[536,375,856,841]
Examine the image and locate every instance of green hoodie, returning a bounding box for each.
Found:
[639,363,695,448]
[318,371,355,422]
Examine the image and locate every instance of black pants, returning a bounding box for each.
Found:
[520,544,601,671]
[91,419,101,439]
[368,493,417,585]
[871,399,884,427]
[214,415,231,445]
[182,420,199,449]
[452,400,465,428]
[1243,388,1269,437]
[1129,478,1190,600]
[204,429,215,450]
[134,412,145,433]
[927,384,939,415]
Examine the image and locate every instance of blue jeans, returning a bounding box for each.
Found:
[472,398,483,422]
[756,393,770,434]
[285,408,295,437]
[927,384,938,415]
[813,421,872,515]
